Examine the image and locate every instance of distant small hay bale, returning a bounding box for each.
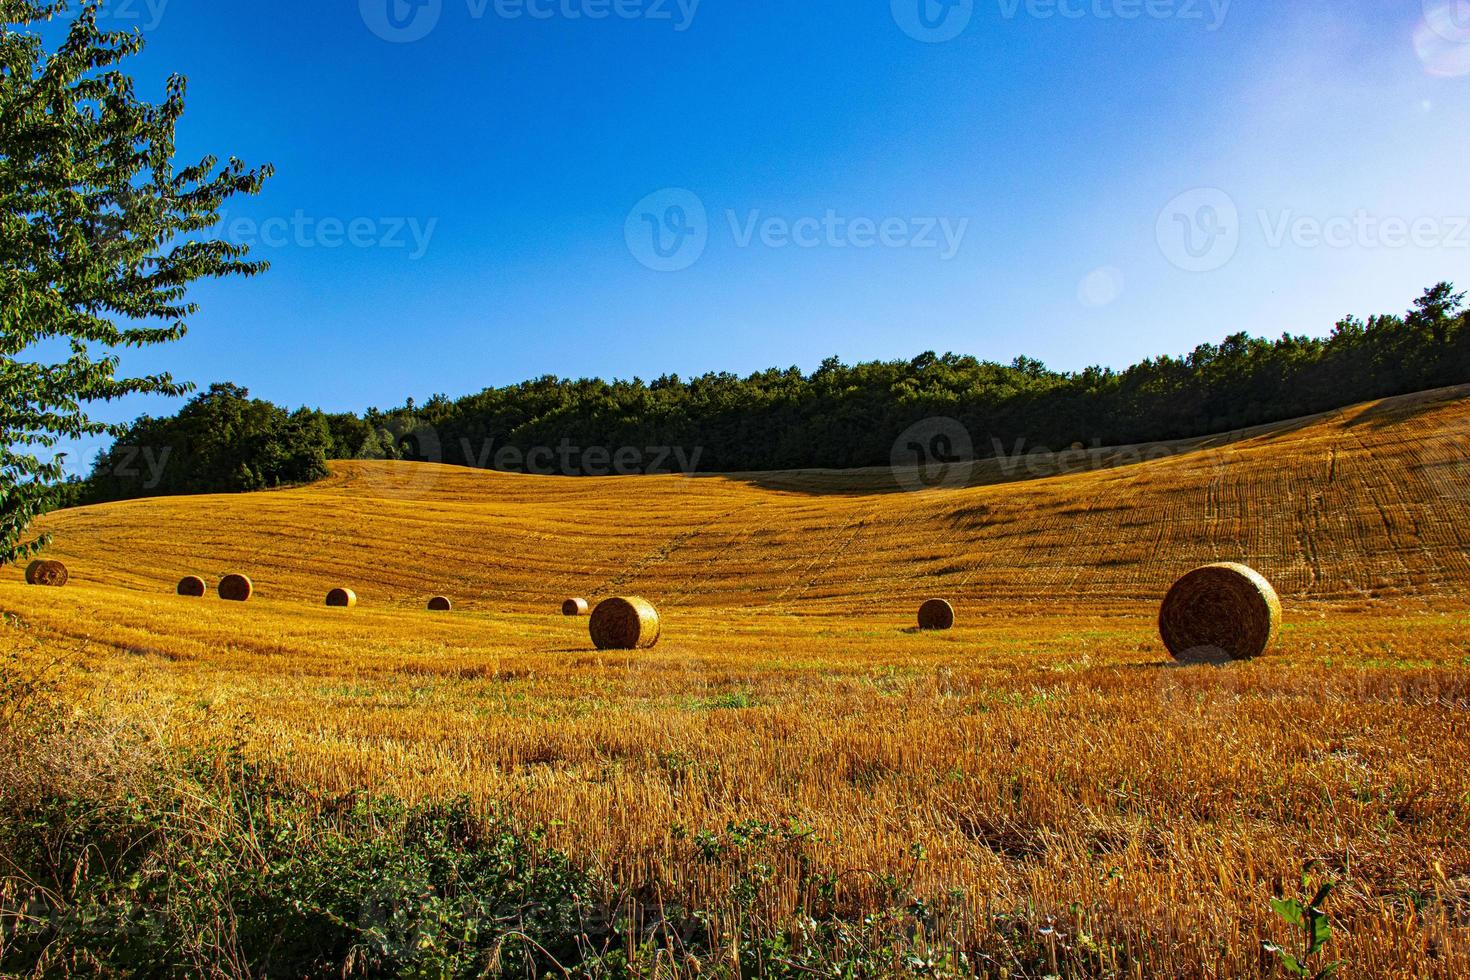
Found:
[25,559,69,588]
[589,596,660,650]
[177,575,207,597]
[1159,562,1281,664]
[427,596,452,611]
[326,588,358,608]
[562,597,590,617]
[917,598,955,630]
[218,574,254,602]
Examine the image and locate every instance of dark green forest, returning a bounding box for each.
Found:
[77,282,1469,504]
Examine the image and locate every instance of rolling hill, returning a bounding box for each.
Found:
[15,384,1470,613]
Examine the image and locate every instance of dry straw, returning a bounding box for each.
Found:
[24,559,69,587]
[218,574,254,602]
[427,596,453,611]
[177,575,207,597]
[589,596,660,650]
[1159,562,1281,663]
[326,588,358,608]
[562,597,590,617]
[918,598,955,630]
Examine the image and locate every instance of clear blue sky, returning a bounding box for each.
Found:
[32,0,1470,471]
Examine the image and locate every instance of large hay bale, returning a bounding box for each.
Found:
[326,588,358,608]
[177,575,207,597]
[427,596,453,611]
[218,573,254,602]
[562,597,590,617]
[25,559,69,587]
[589,596,660,650]
[1159,562,1281,663]
[917,598,955,630]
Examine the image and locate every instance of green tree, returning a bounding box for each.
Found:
[0,0,271,561]
[1406,281,1467,353]
[84,383,331,502]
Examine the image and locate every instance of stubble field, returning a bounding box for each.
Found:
[4,385,1470,976]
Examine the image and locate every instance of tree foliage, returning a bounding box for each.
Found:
[85,383,330,501]
[0,0,271,559]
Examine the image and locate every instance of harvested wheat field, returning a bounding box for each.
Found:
[4,386,1470,977]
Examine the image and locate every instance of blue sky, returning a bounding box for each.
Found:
[28,0,1470,471]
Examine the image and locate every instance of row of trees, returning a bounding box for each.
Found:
[73,282,1468,503]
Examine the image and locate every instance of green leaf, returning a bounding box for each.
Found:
[1271,897,1305,927]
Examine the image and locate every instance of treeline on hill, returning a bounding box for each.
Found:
[77,282,1469,503]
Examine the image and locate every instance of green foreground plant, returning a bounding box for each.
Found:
[1263,862,1341,979]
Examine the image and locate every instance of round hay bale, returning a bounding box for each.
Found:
[218,573,254,602]
[25,559,69,588]
[1159,562,1281,664]
[177,575,207,597]
[917,598,955,631]
[326,588,357,608]
[427,595,453,611]
[562,597,590,617]
[589,596,660,650]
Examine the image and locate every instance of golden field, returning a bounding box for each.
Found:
[4,385,1470,976]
